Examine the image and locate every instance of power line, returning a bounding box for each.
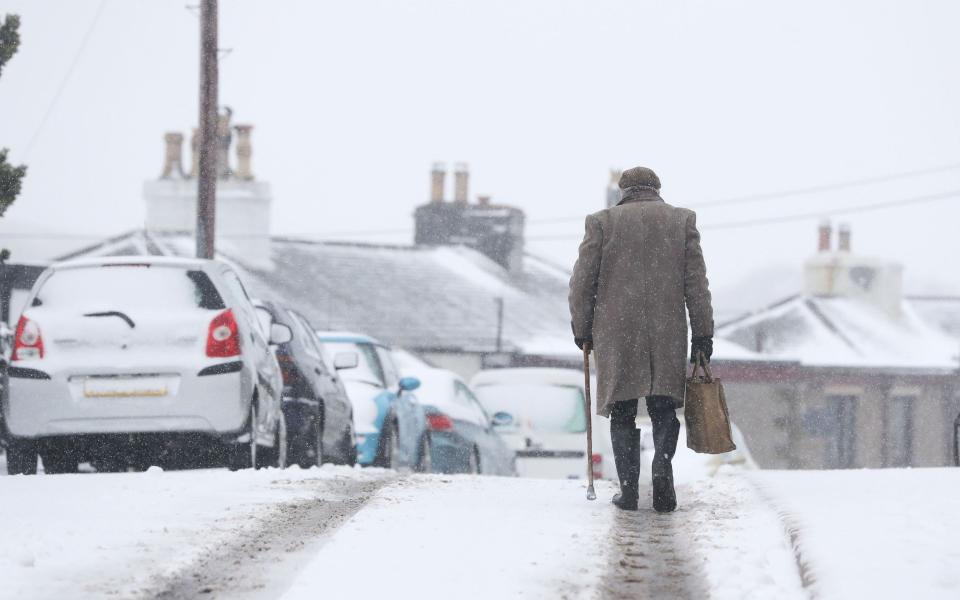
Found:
[525,188,960,241]
[704,188,960,230]
[20,0,108,161]
[527,161,960,226]
[688,162,960,209]
[4,188,956,243]
[254,161,960,238]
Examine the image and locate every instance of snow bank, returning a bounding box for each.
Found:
[752,468,960,600]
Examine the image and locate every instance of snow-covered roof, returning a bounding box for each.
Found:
[52,230,572,356]
[907,296,960,341]
[718,293,959,371]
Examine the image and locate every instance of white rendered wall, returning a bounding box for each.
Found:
[143,179,273,269]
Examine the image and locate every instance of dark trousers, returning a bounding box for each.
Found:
[610,396,681,480]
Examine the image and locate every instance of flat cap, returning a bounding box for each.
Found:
[618,166,661,190]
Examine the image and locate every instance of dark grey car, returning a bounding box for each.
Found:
[254,301,356,467]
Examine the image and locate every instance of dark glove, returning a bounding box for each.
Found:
[690,336,713,363]
[571,321,592,351]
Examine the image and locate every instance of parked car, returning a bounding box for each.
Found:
[2,256,289,474]
[316,332,426,470]
[253,301,356,467]
[391,351,515,476]
[637,415,756,484]
[470,368,613,480]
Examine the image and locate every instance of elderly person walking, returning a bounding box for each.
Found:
[569,167,714,512]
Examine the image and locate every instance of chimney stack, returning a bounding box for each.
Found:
[477,195,491,207]
[430,162,446,203]
[818,220,832,252]
[838,223,851,252]
[454,163,469,204]
[160,132,185,179]
[234,124,254,180]
[216,109,233,179]
[189,128,200,178]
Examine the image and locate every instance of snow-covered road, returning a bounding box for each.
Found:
[1,465,956,599]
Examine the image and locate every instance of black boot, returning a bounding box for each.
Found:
[649,397,681,513]
[611,427,641,511]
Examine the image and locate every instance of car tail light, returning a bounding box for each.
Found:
[206,309,241,358]
[277,353,297,385]
[12,316,44,361]
[591,453,603,480]
[426,414,454,432]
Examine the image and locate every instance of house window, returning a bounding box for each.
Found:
[885,396,915,467]
[825,395,858,469]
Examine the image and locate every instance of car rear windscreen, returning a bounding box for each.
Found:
[475,384,587,433]
[34,265,225,311]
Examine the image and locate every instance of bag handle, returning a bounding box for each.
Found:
[691,351,714,382]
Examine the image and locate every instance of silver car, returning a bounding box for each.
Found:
[2,256,289,474]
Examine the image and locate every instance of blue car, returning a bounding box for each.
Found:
[392,351,516,476]
[317,332,427,469]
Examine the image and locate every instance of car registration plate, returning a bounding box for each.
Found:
[83,377,169,398]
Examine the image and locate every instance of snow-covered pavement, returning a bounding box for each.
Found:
[1,465,957,599]
[0,465,803,600]
[753,468,960,600]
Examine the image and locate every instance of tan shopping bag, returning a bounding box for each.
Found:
[684,352,737,454]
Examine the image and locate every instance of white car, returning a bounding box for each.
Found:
[470,368,614,480]
[2,256,290,474]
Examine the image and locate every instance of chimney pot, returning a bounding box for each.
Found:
[234,124,254,180]
[818,220,832,252]
[838,223,851,252]
[160,132,185,179]
[454,163,469,204]
[216,109,234,179]
[430,162,446,203]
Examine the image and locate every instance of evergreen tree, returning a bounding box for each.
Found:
[0,14,26,218]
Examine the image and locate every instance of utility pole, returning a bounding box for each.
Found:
[196,0,218,259]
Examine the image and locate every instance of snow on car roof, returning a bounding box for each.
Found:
[399,366,462,408]
[316,330,382,345]
[470,367,586,389]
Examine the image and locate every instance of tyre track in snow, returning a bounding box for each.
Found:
[146,474,396,600]
[600,484,711,600]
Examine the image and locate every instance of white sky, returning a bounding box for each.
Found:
[1,0,959,311]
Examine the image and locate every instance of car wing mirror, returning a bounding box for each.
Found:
[398,376,421,393]
[491,411,514,428]
[334,351,359,370]
[269,323,293,345]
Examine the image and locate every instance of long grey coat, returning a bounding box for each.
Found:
[569,186,713,416]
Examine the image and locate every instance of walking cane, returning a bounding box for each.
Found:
[583,344,597,501]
